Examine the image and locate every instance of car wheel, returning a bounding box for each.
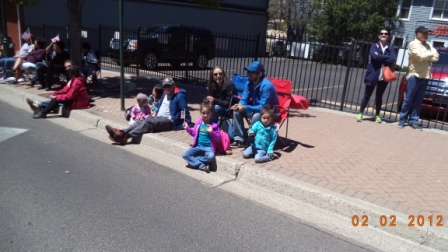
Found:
[193,53,208,69]
[170,62,181,68]
[141,52,158,70]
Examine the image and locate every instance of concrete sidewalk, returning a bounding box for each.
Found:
[2,69,448,251]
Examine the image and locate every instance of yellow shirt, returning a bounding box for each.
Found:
[407,39,439,79]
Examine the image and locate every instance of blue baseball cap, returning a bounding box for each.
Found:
[244,61,265,73]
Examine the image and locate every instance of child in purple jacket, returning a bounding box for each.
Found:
[129,93,152,126]
[182,99,221,173]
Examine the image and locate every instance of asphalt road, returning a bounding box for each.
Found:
[0,101,372,252]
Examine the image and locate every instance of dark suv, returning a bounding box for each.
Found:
[109,24,215,69]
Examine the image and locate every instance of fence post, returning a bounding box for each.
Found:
[97,24,102,57]
[136,26,141,77]
[66,25,70,50]
[339,40,355,111]
[254,33,260,61]
[42,24,46,41]
[185,31,190,83]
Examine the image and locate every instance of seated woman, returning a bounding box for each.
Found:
[12,38,46,84]
[206,66,237,122]
[28,63,90,119]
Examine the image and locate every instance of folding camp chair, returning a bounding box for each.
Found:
[268,77,293,146]
[268,77,310,146]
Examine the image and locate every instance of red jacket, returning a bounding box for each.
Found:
[52,77,90,109]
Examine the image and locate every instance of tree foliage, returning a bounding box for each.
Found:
[308,0,398,44]
[268,0,318,41]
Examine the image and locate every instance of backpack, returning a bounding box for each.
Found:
[124,106,133,121]
[215,129,231,155]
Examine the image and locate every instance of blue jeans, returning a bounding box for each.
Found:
[243,143,273,163]
[232,111,260,142]
[211,104,228,124]
[1,57,16,78]
[399,76,428,125]
[182,146,215,169]
[30,62,45,84]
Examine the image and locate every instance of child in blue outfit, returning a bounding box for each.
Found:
[182,99,221,173]
[243,105,278,163]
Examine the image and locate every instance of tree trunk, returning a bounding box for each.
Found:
[67,0,85,66]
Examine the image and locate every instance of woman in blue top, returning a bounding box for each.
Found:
[357,28,396,123]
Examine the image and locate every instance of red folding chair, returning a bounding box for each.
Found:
[268,77,292,146]
[268,77,310,146]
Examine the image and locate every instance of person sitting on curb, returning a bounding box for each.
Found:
[242,105,278,163]
[206,66,238,123]
[229,61,279,148]
[182,99,221,173]
[129,93,152,126]
[26,63,90,119]
[206,66,238,139]
[105,77,192,145]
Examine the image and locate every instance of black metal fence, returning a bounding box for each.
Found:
[27,24,448,130]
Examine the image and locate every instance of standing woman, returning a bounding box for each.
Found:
[206,66,238,134]
[357,28,396,123]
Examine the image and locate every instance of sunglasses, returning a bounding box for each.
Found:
[213,72,223,76]
[379,32,389,35]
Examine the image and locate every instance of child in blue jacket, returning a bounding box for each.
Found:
[182,99,221,173]
[243,105,278,163]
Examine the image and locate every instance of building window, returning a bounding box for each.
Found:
[399,0,412,19]
[393,37,405,48]
[432,40,446,48]
[432,0,448,20]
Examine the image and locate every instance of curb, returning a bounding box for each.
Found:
[2,84,448,251]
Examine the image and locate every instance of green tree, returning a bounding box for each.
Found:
[269,0,318,41]
[309,0,398,44]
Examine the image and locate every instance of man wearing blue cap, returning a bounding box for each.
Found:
[230,61,279,148]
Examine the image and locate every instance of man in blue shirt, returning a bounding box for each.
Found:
[230,61,279,148]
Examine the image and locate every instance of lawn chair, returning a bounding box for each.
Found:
[268,77,309,146]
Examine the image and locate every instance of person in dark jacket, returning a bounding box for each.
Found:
[357,28,396,123]
[105,77,192,145]
[206,66,238,126]
[36,41,70,91]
